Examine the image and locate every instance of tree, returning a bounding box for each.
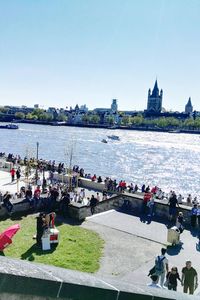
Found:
[105,115,115,125]
[154,117,168,128]
[183,118,195,128]
[193,117,200,128]
[131,115,144,125]
[56,113,67,122]
[82,114,90,124]
[38,112,53,121]
[26,113,38,120]
[15,112,25,119]
[122,115,130,125]
[0,106,9,113]
[90,114,100,124]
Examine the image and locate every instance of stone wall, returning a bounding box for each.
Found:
[69,193,192,225]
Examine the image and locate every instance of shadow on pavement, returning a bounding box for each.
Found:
[167,242,184,256]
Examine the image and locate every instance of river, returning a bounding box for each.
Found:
[0,123,199,197]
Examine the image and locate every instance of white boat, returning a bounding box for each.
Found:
[168,130,181,133]
[107,135,120,140]
[101,139,108,143]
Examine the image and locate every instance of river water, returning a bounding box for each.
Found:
[0,123,199,197]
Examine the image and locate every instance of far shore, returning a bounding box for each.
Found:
[1,119,200,134]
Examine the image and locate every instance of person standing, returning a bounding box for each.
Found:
[142,192,152,215]
[155,248,169,288]
[168,192,179,222]
[191,204,198,228]
[90,195,97,215]
[16,167,21,181]
[181,261,198,295]
[10,167,16,182]
[176,212,184,233]
[36,213,45,246]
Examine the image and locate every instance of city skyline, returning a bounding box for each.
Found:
[0,1,199,111]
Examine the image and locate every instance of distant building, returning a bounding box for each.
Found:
[185,97,193,113]
[147,80,163,113]
[111,99,118,113]
[94,99,118,114]
[34,104,39,109]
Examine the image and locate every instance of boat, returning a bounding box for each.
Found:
[168,130,181,133]
[101,139,108,143]
[0,124,19,129]
[107,135,120,140]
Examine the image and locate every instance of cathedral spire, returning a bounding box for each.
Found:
[152,79,159,97]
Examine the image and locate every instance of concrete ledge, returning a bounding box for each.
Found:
[0,257,198,300]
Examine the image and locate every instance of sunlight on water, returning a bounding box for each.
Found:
[0,123,200,197]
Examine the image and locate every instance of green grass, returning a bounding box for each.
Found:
[0,215,104,273]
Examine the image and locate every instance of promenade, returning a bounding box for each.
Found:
[0,167,199,296]
[83,210,200,295]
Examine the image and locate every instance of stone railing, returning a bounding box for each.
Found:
[67,193,192,225]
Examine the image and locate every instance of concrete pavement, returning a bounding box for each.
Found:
[82,210,200,295]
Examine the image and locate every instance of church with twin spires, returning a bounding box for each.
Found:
[146,80,193,115]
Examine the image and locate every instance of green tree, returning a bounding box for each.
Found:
[90,114,100,124]
[122,115,130,125]
[131,115,144,125]
[26,113,38,120]
[154,117,168,128]
[105,115,115,125]
[56,113,67,122]
[0,106,9,113]
[183,118,195,128]
[38,112,53,121]
[82,114,90,124]
[15,112,25,119]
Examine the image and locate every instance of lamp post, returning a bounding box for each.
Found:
[36,142,39,183]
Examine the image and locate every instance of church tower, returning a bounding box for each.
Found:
[147,80,163,113]
[111,99,118,113]
[185,97,193,113]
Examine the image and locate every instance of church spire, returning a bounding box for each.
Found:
[152,79,159,97]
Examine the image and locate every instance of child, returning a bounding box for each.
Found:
[176,212,184,233]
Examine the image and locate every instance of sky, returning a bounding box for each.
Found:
[0,0,199,112]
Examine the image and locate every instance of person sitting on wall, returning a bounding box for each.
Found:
[97,176,102,183]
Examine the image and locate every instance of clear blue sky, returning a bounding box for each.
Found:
[0,0,199,111]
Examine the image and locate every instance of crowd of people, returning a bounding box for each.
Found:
[0,153,200,295]
[0,152,198,204]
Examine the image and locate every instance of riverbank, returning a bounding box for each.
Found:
[2,119,200,135]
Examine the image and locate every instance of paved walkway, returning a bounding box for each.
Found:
[82,210,200,295]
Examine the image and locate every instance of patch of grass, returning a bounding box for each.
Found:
[0,215,104,273]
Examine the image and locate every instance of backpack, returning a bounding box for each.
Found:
[155,256,165,275]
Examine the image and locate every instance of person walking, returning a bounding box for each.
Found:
[166,266,181,291]
[181,261,198,295]
[154,248,169,288]
[147,274,161,289]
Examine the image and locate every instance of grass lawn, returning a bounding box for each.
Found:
[0,215,104,273]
